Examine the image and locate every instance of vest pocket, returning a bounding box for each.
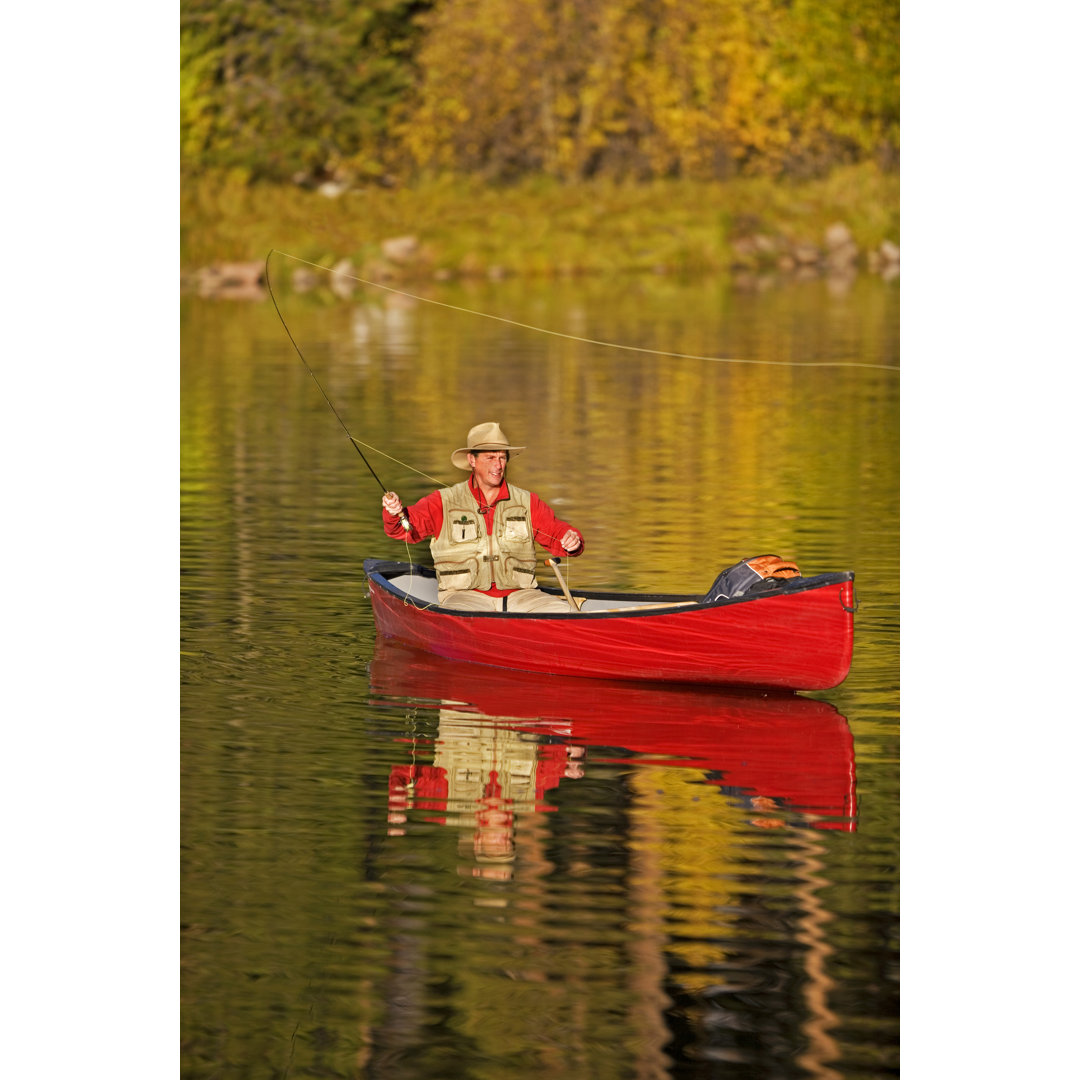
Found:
[505,556,537,586]
[501,516,530,543]
[435,559,480,590]
[449,513,480,543]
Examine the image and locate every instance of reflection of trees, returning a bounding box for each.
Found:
[792,830,842,1080]
[623,767,846,1075]
[373,716,850,1076]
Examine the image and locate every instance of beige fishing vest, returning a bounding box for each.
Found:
[431,480,538,592]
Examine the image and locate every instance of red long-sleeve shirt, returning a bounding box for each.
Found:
[382,475,583,597]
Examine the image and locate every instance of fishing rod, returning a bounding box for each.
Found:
[264,249,411,532]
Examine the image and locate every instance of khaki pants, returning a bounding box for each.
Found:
[437,588,576,613]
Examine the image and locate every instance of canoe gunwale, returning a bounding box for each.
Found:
[363,558,855,621]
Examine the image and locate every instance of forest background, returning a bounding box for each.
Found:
[180,0,900,279]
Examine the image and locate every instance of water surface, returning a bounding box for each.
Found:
[181,272,899,1078]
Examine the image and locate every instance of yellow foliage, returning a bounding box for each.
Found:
[395,0,897,182]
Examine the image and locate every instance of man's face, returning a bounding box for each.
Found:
[469,450,508,488]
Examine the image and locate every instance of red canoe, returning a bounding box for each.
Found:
[364,558,856,691]
[369,637,857,828]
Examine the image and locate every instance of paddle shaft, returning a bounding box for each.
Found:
[546,558,581,612]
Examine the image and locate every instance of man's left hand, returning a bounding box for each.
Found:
[561,529,582,554]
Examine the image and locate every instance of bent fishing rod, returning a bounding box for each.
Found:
[264,249,411,532]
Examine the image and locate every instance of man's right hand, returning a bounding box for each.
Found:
[382,492,403,516]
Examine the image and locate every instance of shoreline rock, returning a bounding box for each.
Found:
[195,261,266,300]
[186,228,899,299]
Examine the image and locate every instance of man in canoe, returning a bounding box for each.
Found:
[380,421,584,612]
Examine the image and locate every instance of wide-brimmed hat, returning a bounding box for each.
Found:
[451,422,526,470]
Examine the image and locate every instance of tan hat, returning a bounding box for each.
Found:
[450,421,526,470]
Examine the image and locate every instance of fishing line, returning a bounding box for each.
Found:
[268,248,900,373]
[265,250,413,533]
[348,436,446,489]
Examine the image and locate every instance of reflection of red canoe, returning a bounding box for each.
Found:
[369,638,857,829]
[364,559,855,691]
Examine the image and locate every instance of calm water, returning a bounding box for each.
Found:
[181,271,899,1079]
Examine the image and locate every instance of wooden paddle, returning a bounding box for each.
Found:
[546,558,582,612]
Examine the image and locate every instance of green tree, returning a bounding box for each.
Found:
[180,0,430,182]
[772,0,900,176]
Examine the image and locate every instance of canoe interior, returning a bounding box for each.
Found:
[363,559,855,617]
[365,566,697,612]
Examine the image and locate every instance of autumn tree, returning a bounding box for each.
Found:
[180,0,431,182]
[772,0,900,175]
[398,0,898,181]
[180,0,898,184]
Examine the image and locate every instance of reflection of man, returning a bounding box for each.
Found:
[380,421,584,611]
[387,713,585,878]
[466,779,518,883]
